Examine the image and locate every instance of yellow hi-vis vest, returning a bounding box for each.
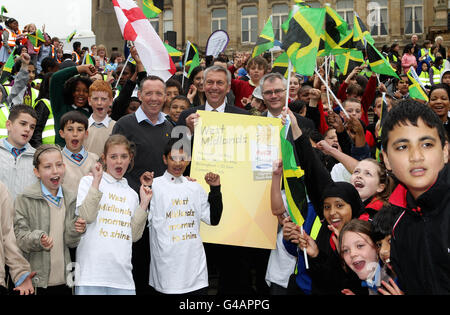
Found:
[419,71,430,86]
[431,66,442,85]
[3,86,39,107]
[33,98,55,144]
[0,104,10,139]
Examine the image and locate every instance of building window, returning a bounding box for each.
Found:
[163,9,174,34]
[368,0,388,36]
[272,4,289,42]
[404,0,423,34]
[212,8,227,32]
[306,1,322,8]
[336,0,354,29]
[241,6,258,44]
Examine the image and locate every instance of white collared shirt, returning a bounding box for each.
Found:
[205,99,226,113]
[88,115,112,128]
[267,110,282,119]
[135,106,166,126]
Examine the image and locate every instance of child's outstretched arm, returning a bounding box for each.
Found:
[76,162,104,224]
[131,171,154,242]
[205,173,223,226]
[271,159,286,220]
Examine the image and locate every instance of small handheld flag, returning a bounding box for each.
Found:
[252,17,275,58]
[142,0,164,19]
[66,30,77,43]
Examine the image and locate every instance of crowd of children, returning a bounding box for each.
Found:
[0,14,449,297]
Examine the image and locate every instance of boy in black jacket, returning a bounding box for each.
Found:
[381,99,450,295]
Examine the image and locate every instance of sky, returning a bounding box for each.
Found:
[1,0,92,39]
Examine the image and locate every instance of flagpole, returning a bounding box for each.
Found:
[115,54,131,90]
[301,226,309,269]
[182,64,186,90]
[315,69,350,119]
[325,56,332,111]
[285,60,292,110]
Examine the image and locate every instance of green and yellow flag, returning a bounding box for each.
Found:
[280,125,308,226]
[252,17,275,58]
[271,52,298,78]
[281,7,326,76]
[366,42,399,79]
[1,6,7,16]
[84,54,95,66]
[407,66,429,102]
[281,1,310,33]
[324,6,354,55]
[142,0,164,19]
[27,30,45,48]
[184,41,200,78]
[164,43,182,58]
[335,49,364,75]
[66,30,77,43]
[0,47,16,84]
[353,12,374,50]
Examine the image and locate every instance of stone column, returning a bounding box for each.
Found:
[227,0,238,53]
[184,0,198,44]
[173,0,183,48]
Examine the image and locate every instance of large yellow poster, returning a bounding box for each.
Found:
[191,111,281,250]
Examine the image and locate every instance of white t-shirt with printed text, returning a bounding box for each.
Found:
[75,173,139,290]
[148,171,212,294]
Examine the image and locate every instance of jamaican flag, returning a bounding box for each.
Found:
[27,30,45,48]
[324,6,354,55]
[0,47,15,84]
[280,124,308,226]
[1,6,7,16]
[66,30,77,43]
[281,0,310,33]
[84,54,95,66]
[164,43,182,58]
[281,7,326,76]
[335,49,364,75]
[407,66,429,102]
[184,41,200,79]
[252,17,275,58]
[366,42,399,79]
[143,0,164,19]
[271,52,298,78]
[353,12,374,50]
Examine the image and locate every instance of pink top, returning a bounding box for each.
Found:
[401,53,417,74]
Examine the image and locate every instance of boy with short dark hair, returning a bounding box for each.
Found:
[84,80,116,157]
[59,111,99,193]
[381,99,450,294]
[166,95,189,126]
[148,138,223,294]
[0,105,38,198]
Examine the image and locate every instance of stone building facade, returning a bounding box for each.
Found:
[92,0,449,56]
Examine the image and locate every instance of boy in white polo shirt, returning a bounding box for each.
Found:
[148,138,223,294]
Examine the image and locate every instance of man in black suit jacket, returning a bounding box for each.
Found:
[260,72,315,133]
[177,65,249,134]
